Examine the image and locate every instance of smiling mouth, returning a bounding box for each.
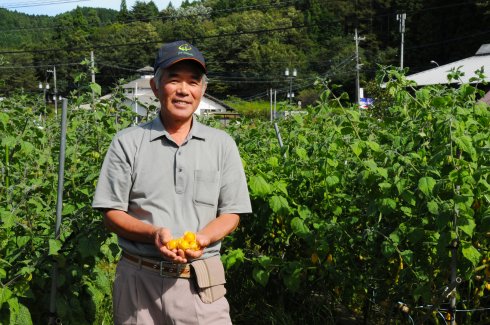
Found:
[173,100,191,106]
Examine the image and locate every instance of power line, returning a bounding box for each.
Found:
[0,62,81,69]
[0,0,300,33]
[0,23,312,55]
[0,0,89,9]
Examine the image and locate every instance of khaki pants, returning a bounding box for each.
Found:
[113,258,232,325]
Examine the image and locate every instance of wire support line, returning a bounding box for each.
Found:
[0,24,311,55]
[0,62,81,69]
[0,0,478,33]
[0,0,89,9]
[0,0,301,33]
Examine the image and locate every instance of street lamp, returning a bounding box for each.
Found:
[285,68,297,104]
[38,82,50,103]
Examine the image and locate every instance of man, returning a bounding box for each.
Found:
[92,40,252,324]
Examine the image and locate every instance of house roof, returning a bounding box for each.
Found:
[122,76,152,90]
[406,44,490,86]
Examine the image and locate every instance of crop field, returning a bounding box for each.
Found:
[1,69,489,324]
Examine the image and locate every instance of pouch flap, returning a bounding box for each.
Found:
[191,255,226,288]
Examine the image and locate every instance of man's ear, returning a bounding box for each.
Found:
[201,82,207,96]
[150,78,159,97]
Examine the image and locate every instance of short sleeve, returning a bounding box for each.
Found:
[92,135,133,211]
[217,136,252,215]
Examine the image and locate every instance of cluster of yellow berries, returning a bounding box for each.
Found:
[166,231,200,251]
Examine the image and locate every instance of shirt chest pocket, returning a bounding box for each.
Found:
[193,170,220,207]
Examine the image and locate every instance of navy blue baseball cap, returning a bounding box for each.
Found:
[153,40,206,73]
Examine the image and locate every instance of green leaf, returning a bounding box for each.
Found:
[461,243,481,267]
[221,249,245,270]
[376,167,388,179]
[366,141,381,152]
[389,232,400,244]
[481,208,490,232]
[282,265,302,292]
[327,158,338,167]
[1,135,17,147]
[48,239,62,256]
[12,303,33,325]
[400,250,414,264]
[249,175,271,197]
[252,267,269,287]
[267,156,279,167]
[78,236,100,259]
[290,217,310,237]
[257,255,272,269]
[0,287,13,304]
[453,135,477,161]
[20,141,34,155]
[295,147,308,160]
[297,206,311,220]
[1,212,16,229]
[62,204,76,216]
[0,112,9,128]
[378,182,392,190]
[325,175,339,187]
[351,140,362,157]
[381,241,396,257]
[458,217,476,237]
[89,82,102,96]
[380,198,396,212]
[16,236,30,248]
[427,201,439,215]
[418,177,436,197]
[364,159,377,171]
[273,180,288,196]
[269,195,290,215]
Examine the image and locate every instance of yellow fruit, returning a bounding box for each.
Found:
[183,231,196,242]
[166,231,200,251]
[166,239,179,250]
[178,239,191,250]
[327,254,333,264]
[485,283,490,291]
[311,253,319,264]
[188,241,200,251]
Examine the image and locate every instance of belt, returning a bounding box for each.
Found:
[122,251,192,278]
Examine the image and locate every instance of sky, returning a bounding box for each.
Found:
[1,0,183,16]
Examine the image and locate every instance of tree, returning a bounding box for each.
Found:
[118,0,130,22]
[0,51,38,95]
[131,1,159,21]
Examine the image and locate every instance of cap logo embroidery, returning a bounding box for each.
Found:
[178,44,192,52]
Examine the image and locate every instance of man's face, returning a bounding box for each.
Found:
[152,61,206,123]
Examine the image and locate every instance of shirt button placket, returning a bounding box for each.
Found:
[175,149,185,194]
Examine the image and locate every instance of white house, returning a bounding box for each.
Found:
[405,44,490,104]
[406,44,490,85]
[121,66,235,118]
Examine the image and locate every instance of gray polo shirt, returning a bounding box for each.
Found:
[92,115,252,259]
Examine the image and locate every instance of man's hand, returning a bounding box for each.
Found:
[154,228,211,263]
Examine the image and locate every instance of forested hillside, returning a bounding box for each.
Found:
[1,0,490,101]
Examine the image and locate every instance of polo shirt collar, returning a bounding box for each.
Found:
[149,114,206,142]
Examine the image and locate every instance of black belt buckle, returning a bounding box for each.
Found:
[160,261,182,277]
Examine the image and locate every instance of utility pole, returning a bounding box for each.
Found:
[270,88,273,122]
[91,51,95,100]
[397,13,406,69]
[354,28,365,106]
[285,68,297,104]
[47,66,58,117]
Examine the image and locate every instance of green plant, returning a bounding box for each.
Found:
[222,67,489,323]
[0,88,135,324]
